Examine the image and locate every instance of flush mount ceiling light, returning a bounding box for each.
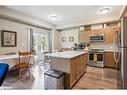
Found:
[50,15,59,20]
[99,8,110,14]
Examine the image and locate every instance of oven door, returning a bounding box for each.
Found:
[89,52,104,67]
[97,53,103,62]
[89,52,94,61]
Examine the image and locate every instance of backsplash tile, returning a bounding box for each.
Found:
[89,43,115,51]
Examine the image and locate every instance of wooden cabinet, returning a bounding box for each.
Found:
[104,28,118,43]
[83,53,87,71]
[70,53,87,87]
[79,31,85,42]
[49,52,87,88]
[75,56,81,79]
[104,52,119,69]
[70,58,76,86]
[80,55,84,74]
[84,27,119,43]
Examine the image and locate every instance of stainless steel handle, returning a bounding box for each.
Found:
[113,31,120,63]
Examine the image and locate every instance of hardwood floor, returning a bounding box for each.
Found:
[73,66,121,89]
[1,64,121,90]
[1,63,50,89]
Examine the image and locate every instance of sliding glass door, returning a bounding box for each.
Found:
[33,31,49,55]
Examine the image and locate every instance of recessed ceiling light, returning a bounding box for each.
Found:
[99,8,110,14]
[50,15,59,20]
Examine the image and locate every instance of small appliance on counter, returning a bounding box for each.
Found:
[78,42,86,49]
[72,42,89,51]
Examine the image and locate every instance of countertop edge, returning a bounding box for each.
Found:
[44,51,87,59]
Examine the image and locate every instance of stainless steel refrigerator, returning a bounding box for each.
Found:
[120,17,127,89]
[113,17,127,89]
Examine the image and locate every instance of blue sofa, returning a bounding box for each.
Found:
[0,63,9,86]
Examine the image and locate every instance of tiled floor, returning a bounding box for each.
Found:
[73,66,121,89]
[1,64,121,90]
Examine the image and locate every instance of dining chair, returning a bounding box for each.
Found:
[16,51,32,78]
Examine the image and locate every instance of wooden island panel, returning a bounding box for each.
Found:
[48,53,87,89]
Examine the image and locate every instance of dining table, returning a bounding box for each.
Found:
[0,54,36,69]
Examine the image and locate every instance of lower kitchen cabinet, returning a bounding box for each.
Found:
[75,56,81,79]
[104,52,119,69]
[83,53,87,71]
[70,53,87,87]
[49,52,88,89]
[70,58,76,86]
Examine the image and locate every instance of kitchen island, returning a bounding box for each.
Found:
[45,51,88,89]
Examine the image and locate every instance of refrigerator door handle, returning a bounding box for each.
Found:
[113,31,120,63]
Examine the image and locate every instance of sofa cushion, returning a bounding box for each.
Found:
[0,63,9,86]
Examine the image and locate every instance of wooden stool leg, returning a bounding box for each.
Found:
[19,68,22,78]
[28,68,31,78]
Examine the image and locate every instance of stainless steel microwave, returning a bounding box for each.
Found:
[90,34,104,42]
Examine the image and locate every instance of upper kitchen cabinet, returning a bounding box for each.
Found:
[104,27,119,43]
[79,31,85,42]
[82,22,119,43]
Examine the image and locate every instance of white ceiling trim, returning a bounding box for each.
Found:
[118,5,127,18]
[2,6,125,30]
[0,6,55,29]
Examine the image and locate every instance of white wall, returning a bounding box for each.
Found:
[0,7,58,54]
[0,18,49,55]
[51,29,61,51]
[60,28,79,48]
[54,30,61,50]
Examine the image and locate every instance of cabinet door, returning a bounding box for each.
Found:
[79,31,85,42]
[80,55,84,73]
[79,55,82,75]
[104,28,114,43]
[75,56,81,79]
[81,53,87,72]
[104,52,115,68]
[70,58,76,85]
[84,53,87,71]
[84,31,89,43]
[84,28,118,43]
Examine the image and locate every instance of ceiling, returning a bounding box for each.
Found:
[6,6,123,26]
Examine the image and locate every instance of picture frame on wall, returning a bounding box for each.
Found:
[62,37,66,42]
[69,36,74,42]
[1,30,17,47]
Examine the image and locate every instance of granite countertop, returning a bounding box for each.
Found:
[104,49,114,52]
[44,50,87,59]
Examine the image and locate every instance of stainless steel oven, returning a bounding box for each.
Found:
[89,49,104,67]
